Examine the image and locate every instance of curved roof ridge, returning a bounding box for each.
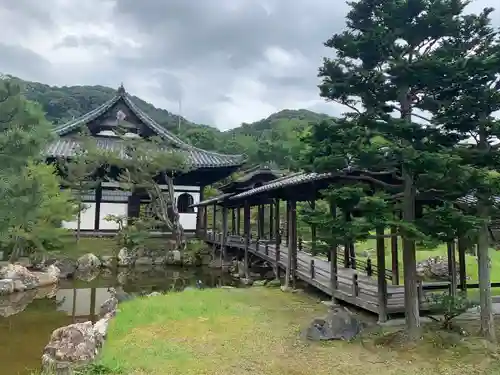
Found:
[53,85,245,164]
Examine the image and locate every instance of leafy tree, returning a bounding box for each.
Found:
[422,6,500,342]
[314,0,479,340]
[101,128,191,250]
[0,78,75,260]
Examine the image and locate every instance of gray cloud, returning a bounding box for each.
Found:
[0,0,498,129]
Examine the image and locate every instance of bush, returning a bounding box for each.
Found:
[427,292,477,333]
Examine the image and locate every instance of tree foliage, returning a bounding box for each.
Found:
[0,79,75,259]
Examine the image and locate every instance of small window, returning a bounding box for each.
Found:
[177,193,194,213]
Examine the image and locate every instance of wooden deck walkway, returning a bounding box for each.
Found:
[204,231,450,317]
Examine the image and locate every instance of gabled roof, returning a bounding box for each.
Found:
[50,85,245,169]
[219,163,285,192]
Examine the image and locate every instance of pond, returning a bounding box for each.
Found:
[0,266,235,375]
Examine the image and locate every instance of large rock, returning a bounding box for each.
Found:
[76,253,101,271]
[50,258,77,279]
[74,268,100,283]
[416,256,460,281]
[0,279,14,295]
[0,263,40,291]
[41,321,98,375]
[0,289,37,317]
[117,247,136,267]
[303,307,363,341]
[99,295,118,319]
[165,250,182,265]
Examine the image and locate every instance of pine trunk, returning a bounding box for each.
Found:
[477,200,496,342]
[477,122,496,342]
[402,168,420,340]
[400,91,421,341]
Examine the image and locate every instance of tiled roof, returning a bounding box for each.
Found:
[190,192,234,207]
[50,85,245,168]
[47,137,243,168]
[230,172,326,200]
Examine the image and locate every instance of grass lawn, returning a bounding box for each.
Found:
[51,236,174,260]
[94,288,500,375]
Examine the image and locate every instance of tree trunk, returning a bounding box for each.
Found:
[399,90,420,341]
[477,200,496,342]
[402,168,420,340]
[148,177,185,250]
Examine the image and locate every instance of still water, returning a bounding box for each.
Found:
[0,266,234,375]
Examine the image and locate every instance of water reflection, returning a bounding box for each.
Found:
[0,266,235,375]
[56,288,107,322]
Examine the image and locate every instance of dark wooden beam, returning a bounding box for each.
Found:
[243,201,251,279]
[94,184,102,231]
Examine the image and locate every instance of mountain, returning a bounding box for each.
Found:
[12,76,334,168]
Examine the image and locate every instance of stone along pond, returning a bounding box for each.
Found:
[0,265,233,375]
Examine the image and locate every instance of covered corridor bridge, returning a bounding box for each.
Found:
[194,168,473,322]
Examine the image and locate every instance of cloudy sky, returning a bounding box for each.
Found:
[0,0,499,130]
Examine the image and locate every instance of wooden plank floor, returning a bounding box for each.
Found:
[205,231,450,315]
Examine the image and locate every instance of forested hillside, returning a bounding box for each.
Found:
[12,76,331,168]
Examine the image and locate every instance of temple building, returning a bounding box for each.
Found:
[46,85,245,233]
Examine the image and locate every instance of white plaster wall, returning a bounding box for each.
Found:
[99,203,128,230]
[62,203,96,230]
[174,189,199,231]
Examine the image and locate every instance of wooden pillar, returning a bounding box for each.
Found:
[258,204,265,238]
[310,200,317,255]
[196,186,205,235]
[269,201,274,240]
[390,224,399,285]
[457,236,467,292]
[203,205,208,236]
[243,201,250,279]
[329,202,338,302]
[236,206,241,236]
[344,210,351,268]
[447,240,457,297]
[376,226,388,323]
[212,204,217,254]
[231,208,236,235]
[220,206,228,265]
[274,198,281,280]
[290,200,298,289]
[285,201,290,246]
[94,184,102,231]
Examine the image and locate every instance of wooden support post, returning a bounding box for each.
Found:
[236,206,241,236]
[203,205,208,237]
[258,204,265,239]
[196,186,205,235]
[310,259,315,279]
[285,201,292,288]
[344,210,351,268]
[274,199,281,280]
[290,200,298,289]
[447,240,457,297]
[285,201,290,247]
[376,226,388,323]
[457,236,467,293]
[390,224,399,285]
[329,203,338,302]
[220,206,228,266]
[231,208,236,235]
[310,200,317,255]
[269,201,274,240]
[243,201,250,279]
[212,204,217,255]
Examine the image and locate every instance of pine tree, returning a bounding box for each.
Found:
[421,6,500,341]
[0,78,75,260]
[315,0,477,340]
